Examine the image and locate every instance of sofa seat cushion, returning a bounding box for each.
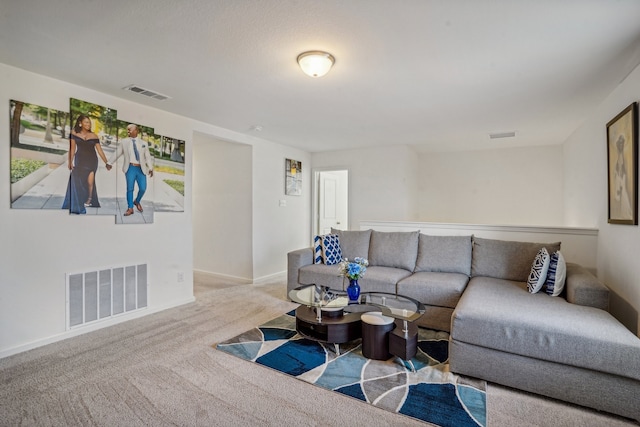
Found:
[397,272,469,309]
[415,235,472,276]
[452,277,640,381]
[298,264,345,290]
[471,237,561,281]
[357,266,412,294]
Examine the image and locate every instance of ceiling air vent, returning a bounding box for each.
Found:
[489,131,516,139]
[122,85,171,101]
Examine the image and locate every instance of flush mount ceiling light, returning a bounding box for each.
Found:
[297,51,335,78]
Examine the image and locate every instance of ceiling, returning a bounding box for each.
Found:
[2,1,640,153]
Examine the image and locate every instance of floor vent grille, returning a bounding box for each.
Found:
[67,264,148,329]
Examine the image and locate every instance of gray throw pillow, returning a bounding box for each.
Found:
[415,235,472,275]
[331,228,372,261]
[368,230,419,271]
[471,237,561,281]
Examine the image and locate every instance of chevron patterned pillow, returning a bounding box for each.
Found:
[527,247,550,293]
[313,235,324,264]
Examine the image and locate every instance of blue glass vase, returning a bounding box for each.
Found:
[347,279,360,302]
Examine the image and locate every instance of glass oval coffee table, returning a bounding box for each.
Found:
[288,284,425,369]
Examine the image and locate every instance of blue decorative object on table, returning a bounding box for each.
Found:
[347,279,360,302]
[339,257,368,302]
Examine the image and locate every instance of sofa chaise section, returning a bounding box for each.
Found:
[450,269,640,421]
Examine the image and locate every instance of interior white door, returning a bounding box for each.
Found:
[318,170,348,234]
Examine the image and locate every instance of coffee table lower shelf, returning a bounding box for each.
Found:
[295,306,362,354]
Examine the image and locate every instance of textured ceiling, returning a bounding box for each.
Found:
[1,0,640,152]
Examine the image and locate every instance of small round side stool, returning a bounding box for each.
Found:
[361,311,395,360]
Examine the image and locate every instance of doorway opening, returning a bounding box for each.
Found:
[312,169,349,237]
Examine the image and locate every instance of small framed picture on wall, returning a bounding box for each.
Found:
[606,102,638,225]
[285,158,302,196]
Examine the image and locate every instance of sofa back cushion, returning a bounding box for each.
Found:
[471,237,561,281]
[415,235,472,275]
[331,228,372,261]
[368,230,419,271]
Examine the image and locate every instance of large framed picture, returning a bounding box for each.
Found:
[607,102,638,225]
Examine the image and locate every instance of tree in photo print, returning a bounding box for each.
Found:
[152,135,185,212]
[9,99,69,209]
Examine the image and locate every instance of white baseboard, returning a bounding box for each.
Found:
[252,271,286,285]
[193,269,286,285]
[194,269,252,284]
[0,296,195,360]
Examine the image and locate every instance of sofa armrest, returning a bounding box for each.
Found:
[287,248,313,294]
[565,263,609,311]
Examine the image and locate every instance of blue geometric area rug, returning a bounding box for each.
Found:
[215,310,486,427]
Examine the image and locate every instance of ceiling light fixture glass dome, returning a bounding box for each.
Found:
[297,51,335,78]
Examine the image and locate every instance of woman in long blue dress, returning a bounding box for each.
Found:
[62,115,109,214]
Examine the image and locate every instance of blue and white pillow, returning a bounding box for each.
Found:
[313,235,324,264]
[545,251,567,297]
[321,234,342,265]
[527,247,550,294]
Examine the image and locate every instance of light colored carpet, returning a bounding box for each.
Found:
[0,274,636,426]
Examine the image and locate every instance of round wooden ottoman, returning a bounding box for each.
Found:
[361,311,395,360]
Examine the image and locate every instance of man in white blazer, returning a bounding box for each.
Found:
[106,124,154,216]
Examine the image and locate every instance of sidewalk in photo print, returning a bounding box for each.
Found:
[11,143,183,223]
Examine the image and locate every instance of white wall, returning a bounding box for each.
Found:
[0,63,313,356]
[564,63,640,335]
[311,145,420,229]
[252,145,311,280]
[0,64,194,356]
[418,145,564,226]
[311,143,563,229]
[193,134,253,280]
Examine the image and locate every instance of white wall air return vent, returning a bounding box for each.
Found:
[66,264,148,329]
[123,85,171,101]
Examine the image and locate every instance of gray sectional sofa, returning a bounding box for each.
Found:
[287,229,640,421]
